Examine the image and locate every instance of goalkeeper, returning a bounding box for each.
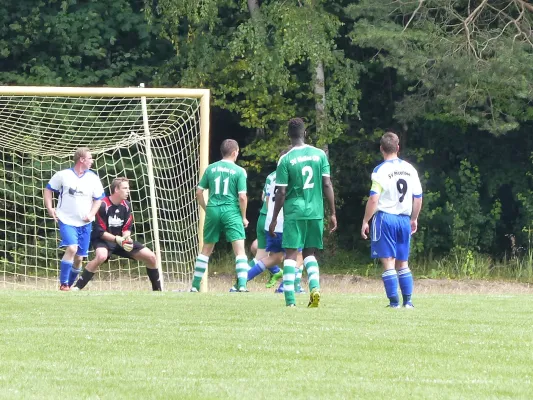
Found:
[72,177,161,291]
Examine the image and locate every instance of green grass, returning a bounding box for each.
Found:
[1,291,532,399]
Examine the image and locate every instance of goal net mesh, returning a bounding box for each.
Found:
[0,94,202,290]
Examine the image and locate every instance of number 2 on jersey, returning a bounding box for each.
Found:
[214,176,229,195]
[302,166,314,189]
[396,179,407,203]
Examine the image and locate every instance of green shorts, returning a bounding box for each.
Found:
[282,219,324,250]
[204,206,245,244]
[256,213,267,249]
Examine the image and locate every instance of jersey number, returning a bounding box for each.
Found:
[214,176,229,195]
[396,179,408,203]
[302,166,314,189]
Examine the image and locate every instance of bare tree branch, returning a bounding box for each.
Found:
[403,0,425,32]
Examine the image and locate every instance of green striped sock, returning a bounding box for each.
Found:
[192,254,209,290]
[283,259,296,306]
[304,256,320,292]
[236,256,249,289]
[248,258,257,267]
[295,266,303,291]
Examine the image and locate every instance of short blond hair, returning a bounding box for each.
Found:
[74,147,91,163]
[110,177,129,194]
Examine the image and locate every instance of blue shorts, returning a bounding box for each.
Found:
[58,221,92,257]
[371,211,411,261]
[265,231,302,254]
[266,231,284,253]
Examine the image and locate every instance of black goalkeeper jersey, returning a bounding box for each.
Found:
[92,196,134,239]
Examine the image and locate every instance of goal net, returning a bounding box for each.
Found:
[0,86,209,291]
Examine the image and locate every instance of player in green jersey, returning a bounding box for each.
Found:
[191,139,250,292]
[269,118,337,307]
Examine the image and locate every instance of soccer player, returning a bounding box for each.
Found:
[248,170,283,288]
[72,177,161,291]
[269,118,337,307]
[191,139,249,292]
[44,147,105,291]
[360,131,423,308]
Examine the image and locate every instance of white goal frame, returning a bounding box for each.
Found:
[0,85,210,291]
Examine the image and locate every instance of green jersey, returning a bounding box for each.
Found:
[198,160,247,208]
[259,171,276,215]
[275,145,330,220]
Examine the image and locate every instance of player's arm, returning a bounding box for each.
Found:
[196,188,207,212]
[361,180,381,239]
[43,188,58,222]
[322,176,337,233]
[196,169,209,212]
[237,168,249,228]
[84,199,102,222]
[410,197,423,234]
[44,173,62,222]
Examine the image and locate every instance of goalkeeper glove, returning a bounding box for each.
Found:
[115,236,133,252]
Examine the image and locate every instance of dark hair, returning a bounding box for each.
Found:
[380,132,399,154]
[220,139,239,157]
[110,177,129,194]
[288,118,305,139]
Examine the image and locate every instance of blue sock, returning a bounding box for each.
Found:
[398,267,414,305]
[68,268,81,286]
[59,260,73,285]
[275,282,284,293]
[247,261,266,281]
[267,265,280,274]
[382,269,399,306]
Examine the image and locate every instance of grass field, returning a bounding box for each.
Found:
[1,288,532,399]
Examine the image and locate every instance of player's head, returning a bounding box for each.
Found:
[74,147,93,170]
[288,118,306,141]
[220,139,239,161]
[380,131,400,155]
[110,177,130,200]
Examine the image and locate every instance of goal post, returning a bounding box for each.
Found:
[0,85,209,291]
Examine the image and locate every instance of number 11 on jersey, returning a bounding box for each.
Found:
[214,176,229,195]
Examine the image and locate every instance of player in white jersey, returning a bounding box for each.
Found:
[361,132,423,308]
[44,147,105,291]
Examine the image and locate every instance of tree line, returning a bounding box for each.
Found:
[1,0,533,269]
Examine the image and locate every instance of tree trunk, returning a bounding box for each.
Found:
[314,60,328,156]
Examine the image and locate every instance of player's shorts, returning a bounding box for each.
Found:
[282,219,324,250]
[265,231,283,253]
[91,238,145,260]
[371,211,411,261]
[58,221,92,257]
[256,213,267,249]
[204,206,245,244]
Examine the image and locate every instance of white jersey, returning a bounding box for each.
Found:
[46,168,105,227]
[370,158,422,216]
[264,174,284,233]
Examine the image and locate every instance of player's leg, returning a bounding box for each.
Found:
[130,245,161,291]
[248,232,284,282]
[281,219,304,307]
[255,215,281,278]
[395,215,414,307]
[372,212,400,308]
[223,208,248,291]
[303,219,325,307]
[295,250,304,293]
[57,221,80,290]
[192,207,220,292]
[68,223,92,286]
[73,245,109,290]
